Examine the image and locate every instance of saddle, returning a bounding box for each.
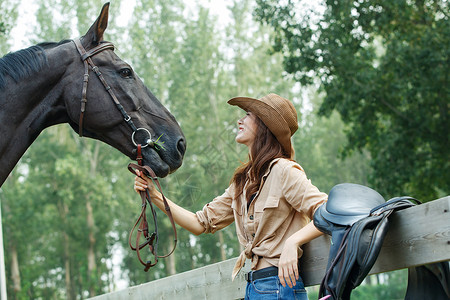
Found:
[313,183,419,299]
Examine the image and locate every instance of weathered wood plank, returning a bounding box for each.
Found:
[90,258,250,300]
[90,196,450,300]
[370,196,450,273]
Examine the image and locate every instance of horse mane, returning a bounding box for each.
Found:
[0,39,71,90]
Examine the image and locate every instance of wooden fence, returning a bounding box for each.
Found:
[90,196,450,300]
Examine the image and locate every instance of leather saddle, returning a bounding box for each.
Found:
[313,183,419,299]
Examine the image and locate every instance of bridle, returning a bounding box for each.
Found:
[72,38,177,271]
[72,38,153,148]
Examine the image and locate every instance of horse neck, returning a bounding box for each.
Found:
[0,44,74,187]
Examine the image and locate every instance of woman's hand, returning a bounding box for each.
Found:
[278,221,324,288]
[134,170,160,198]
[133,170,205,236]
[134,170,147,191]
[278,237,299,288]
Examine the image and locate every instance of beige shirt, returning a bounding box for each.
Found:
[195,158,328,279]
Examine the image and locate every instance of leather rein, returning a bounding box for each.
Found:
[127,149,177,271]
[72,38,177,271]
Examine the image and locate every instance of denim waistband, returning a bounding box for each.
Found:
[245,266,278,282]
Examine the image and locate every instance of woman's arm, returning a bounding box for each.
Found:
[278,221,324,288]
[134,171,205,236]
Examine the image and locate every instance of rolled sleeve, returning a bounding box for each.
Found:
[282,164,328,219]
[195,186,235,234]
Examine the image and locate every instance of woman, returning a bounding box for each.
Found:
[134,93,327,299]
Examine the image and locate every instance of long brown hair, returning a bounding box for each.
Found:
[230,116,291,203]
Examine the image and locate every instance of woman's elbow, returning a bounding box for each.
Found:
[191,226,205,236]
[192,230,204,236]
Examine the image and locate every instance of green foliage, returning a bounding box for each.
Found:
[307,270,408,299]
[1,0,375,297]
[294,87,371,193]
[254,0,449,201]
[352,270,408,299]
[1,126,129,298]
[32,0,106,43]
[0,0,19,53]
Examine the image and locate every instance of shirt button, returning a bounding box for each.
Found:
[249,215,254,220]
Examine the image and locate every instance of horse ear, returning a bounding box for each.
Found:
[84,2,110,46]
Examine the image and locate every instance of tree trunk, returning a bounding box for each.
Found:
[218,231,226,261]
[86,200,96,297]
[186,236,195,269]
[58,200,74,300]
[10,243,21,294]
[63,231,74,300]
[166,238,176,275]
[2,198,21,296]
[86,141,99,297]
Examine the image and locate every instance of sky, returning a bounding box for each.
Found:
[10,0,232,51]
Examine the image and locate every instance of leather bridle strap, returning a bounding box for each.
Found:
[72,38,138,137]
[127,162,178,271]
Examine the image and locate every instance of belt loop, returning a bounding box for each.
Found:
[245,271,252,282]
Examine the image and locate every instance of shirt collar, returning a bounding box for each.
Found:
[262,158,283,179]
[256,158,283,193]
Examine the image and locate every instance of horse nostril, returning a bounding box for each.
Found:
[177,138,186,157]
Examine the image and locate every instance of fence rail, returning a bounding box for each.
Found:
[90,196,450,300]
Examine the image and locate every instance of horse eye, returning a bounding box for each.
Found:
[119,68,132,78]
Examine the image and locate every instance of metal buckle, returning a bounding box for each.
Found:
[132,128,152,148]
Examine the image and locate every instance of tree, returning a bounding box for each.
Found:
[294,86,371,194]
[254,0,449,200]
[0,0,19,54]
[2,0,376,295]
[0,1,131,298]
[122,0,312,282]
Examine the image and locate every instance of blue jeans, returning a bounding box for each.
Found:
[245,275,308,300]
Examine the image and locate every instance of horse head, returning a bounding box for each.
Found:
[63,3,186,177]
[0,2,185,186]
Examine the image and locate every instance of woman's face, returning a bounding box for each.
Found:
[236,111,258,148]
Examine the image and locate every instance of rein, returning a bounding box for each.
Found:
[127,146,177,271]
[72,38,177,271]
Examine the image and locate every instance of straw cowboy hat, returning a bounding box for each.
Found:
[228,93,298,158]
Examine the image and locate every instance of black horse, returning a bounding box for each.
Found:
[0,3,186,187]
